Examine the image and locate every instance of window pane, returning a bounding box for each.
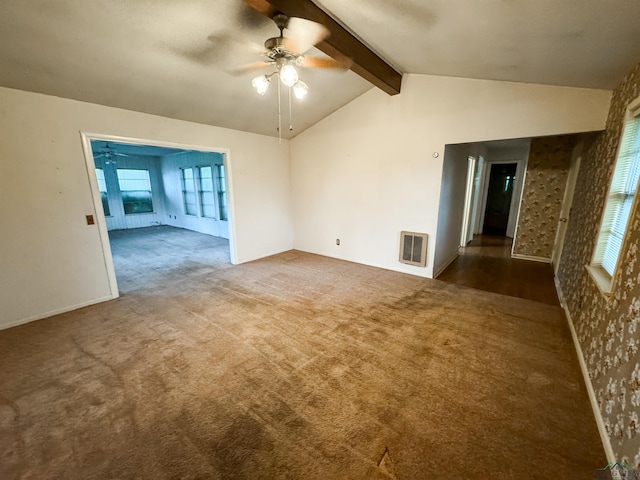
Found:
[593,114,640,277]
[95,168,110,216]
[216,164,228,221]
[200,166,212,180]
[198,166,215,218]
[182,168,197,215]
[201,178,214,191]
[602,195,634,275]
[117,169,153,214]
[100,192,110,216]
[95,169,107,193]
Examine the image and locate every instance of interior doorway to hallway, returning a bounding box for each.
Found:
[482,162,518,236]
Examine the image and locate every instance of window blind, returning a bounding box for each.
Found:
[593,113,640,276]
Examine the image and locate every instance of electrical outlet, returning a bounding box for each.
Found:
[336,239,340,245]
[86,215,95,225]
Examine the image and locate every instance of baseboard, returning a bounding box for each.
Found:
[0,294,117,331]
[554,277,615,464]
[292,248,434,279]
[511,253,551,263]
[236,246,295,265]
[433,252,459,278]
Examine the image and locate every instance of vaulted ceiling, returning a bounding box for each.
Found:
[1,0,639,139]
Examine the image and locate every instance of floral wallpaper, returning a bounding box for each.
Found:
[557,61,640,466]
[513,135,576,259]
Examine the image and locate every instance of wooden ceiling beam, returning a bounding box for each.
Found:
[245,0,402,95]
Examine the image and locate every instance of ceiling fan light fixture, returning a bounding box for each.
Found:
[279,64,298,87]
[251,74,270,95]
[292,80,308,99]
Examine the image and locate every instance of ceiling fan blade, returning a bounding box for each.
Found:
[227,61,271,76]
[178,42,222,65]
[299,55,352,70]
[95,150,129,157]
[176,33,264,67]
[284,17,329,54]
[205,33,264,68]
[207,33,264,57]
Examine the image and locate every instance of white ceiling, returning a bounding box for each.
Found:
[91,140,197,157]
[317,0,640,89]
[1,1,639,139]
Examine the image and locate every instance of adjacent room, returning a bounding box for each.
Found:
[2,1,640,478]
[89,140,232,292]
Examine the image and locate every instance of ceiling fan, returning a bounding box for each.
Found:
[229,12,350,96]
[218,11,350,140]
[93,144,130,164]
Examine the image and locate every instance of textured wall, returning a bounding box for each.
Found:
[558,61,640,465]
[513,135,575,259]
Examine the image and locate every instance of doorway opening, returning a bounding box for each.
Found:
[482,162,518,236]
[81,133,236,298]
[435,133,590,304]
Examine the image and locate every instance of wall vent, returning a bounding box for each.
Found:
[399,231,428,267]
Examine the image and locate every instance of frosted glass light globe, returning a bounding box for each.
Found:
[279,64,298,87]
[292,81,308,99]
[251,75,270,95]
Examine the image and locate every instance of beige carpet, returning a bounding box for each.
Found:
[0,229,605,479]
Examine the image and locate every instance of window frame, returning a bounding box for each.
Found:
[216,164,228,221]
[181,167,198,216]
[587,96,640,295]
[197,165,217,219]
[116,168,154,215]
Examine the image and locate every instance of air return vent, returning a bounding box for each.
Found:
[399,231,428,267]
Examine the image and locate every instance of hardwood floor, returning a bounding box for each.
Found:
[437,235,560,305]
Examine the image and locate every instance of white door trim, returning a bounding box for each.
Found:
[460,155,477,246]
[552,143,583,273]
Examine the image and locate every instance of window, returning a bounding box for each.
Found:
[589,99,640,292]
[95,168,110,216]
[181,168,197,216]
[198,166,216,218]
[116,169,154,214]
[216,164,228,221]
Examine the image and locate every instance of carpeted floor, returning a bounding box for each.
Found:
[0,227,605,479]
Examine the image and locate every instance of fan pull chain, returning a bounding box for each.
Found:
[288,86,293,132]
[277,78,282,144]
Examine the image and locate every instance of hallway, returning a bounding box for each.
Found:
[437,235,560,306]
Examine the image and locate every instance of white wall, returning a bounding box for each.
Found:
[433,144,471,277]
[0,86,292,330]
[161,151,229,238]
[290,73,611,277]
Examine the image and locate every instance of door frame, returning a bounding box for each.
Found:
[79,132,237,299]
[551,144,583,273]
[460,155,478,247]
[476,159,526,238]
